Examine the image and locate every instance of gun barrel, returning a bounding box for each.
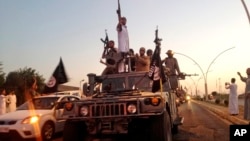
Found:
[117,0,121,19]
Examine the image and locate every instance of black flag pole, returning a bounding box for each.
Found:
[43,57,68,94]
[149,26,166,93]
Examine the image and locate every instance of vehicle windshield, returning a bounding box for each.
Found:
[17,97,59,110]
[101,75,168,91]
[102,77,126,92]
[100,72,171,94]
[128,75,151,91]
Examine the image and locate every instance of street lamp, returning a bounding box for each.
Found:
[195,77,203,96]
[189,76,203,96]
[204,47,235,99]
[241,0,250,25]
[175,47,235,100]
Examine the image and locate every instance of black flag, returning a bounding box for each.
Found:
[43,58,68,94]
[148,28,166,93]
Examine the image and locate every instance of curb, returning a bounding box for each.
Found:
[192,100,249,125]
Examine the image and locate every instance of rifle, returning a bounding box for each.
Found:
[100,30,109,59]
[178,73,199,80]
[117,0,121,21]
[154,26,162,45]
[100,29,109,45]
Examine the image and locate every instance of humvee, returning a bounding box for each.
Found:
[58,70,183,141]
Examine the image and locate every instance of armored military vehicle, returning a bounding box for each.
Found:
[59,70,183,141]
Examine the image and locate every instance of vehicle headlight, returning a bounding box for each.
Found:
[186,96,191,100]
[65,102,74,111]
[176,98,180,103]
[80,106,89,116]
[144,97,161,106]
[22,115,40,124]
[151,97,161,106]
[127,104,136,114]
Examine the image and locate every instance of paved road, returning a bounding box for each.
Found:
[173,100,230,141]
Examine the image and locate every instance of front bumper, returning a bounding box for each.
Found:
[0,123,41,140]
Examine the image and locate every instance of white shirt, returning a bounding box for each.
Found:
[117,25,129,53]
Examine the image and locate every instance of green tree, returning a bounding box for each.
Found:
[5,67,45,106]
[0,62,5,87]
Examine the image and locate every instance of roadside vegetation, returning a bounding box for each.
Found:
[0,62,45,106]
[192,91,244,116]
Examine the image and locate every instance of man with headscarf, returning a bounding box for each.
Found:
[135,47,150,72]
[162,50,181,90]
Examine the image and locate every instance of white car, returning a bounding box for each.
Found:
[0,94,80,141]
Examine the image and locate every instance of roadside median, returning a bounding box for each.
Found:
[192,100,249,125]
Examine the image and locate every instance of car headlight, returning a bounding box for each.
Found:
[80,106,89,116]
[22,115,40,124]
[186,96,191,100]
[127,104,137,114]
[176,98,180,103]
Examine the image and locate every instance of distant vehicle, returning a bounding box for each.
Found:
[56,90,82,98]
[186,95,191,101]
[0,94,80,141]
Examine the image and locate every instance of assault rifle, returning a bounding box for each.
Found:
[154,26,162,46]
[100,29,109,45]
[117,0,121,21]
[100,30,109,59]
[178,73,199,80]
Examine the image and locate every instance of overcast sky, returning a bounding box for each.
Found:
[1,0,250,95]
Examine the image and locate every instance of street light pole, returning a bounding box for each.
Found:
[241,0,250,25]
[204,47,235,100]
[175,47,235,100]
[175,52,206,96]
[195,77,203,96]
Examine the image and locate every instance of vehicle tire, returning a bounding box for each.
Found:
[172,124,179,134]
[149,111,172,141]
[128,119,150,141]
[41,121,55,141]
[63,120,92,141]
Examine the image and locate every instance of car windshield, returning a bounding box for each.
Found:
[17,97,60,110]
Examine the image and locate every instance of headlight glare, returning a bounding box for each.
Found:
[22,115,40,124]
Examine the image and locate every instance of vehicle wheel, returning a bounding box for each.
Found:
[41,121,55,141]
[63,120,92,141]
[172,124,179,134]
[149,111,172,141]
[128,119,150,141]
